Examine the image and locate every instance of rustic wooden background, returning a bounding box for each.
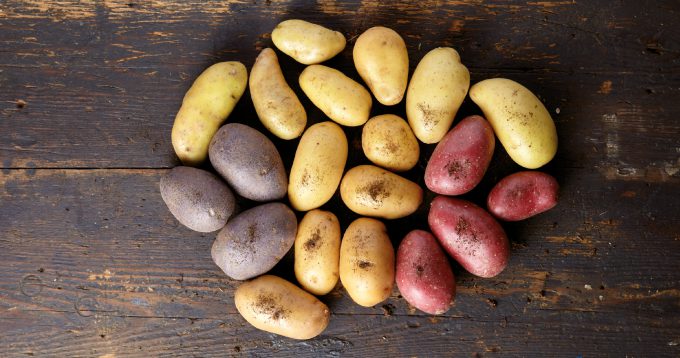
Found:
[1,0,679,357]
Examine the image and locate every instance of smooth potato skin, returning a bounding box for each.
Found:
[428,196,509,278]
[271,19,346,65]
[487,171,559,221]
[235,275,330,340]
[469,78,558,169]
[362,114,420,172]
[159,166,236,233]
[396,230,456,315]
[172,62,247,166]
[425,115,495,195]
[294,210,341,295]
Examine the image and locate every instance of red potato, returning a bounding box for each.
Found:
[396,230,455,315]
[487,171,559,221]
[424,115,495,195]
[428,196,509,278]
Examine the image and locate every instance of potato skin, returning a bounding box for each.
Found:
[294,210,341,295]
[339,218,395,307]
[424,115,495,195]
[159,166,236,233]
[172,62,247,166]
[469,78,558,169]
[299,65,372,127]
[211,203,297,280]
[353,26,408,105]
[396,230,455,315]
[428,196,509,278]
[362,114,420,172]
[487,171,559,221]
[235,275,330,340]
[406,47,470,144]
[288,122,348,211]
[271,19,346,65]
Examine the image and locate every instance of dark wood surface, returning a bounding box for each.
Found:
[1,1,679,357]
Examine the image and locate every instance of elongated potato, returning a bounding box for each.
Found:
[469,78,558,169]
[289,122,348,211]
[362,114,420,172]
[487,171,559,221]
[299,65,372,127]
[250,48,306,140]
[406,48,470,144]
[339,218,395,307]
[235,275,330,339]
[294,210,341,295]
[340,165,423,219]
[272,19,346,65]
[172,62,247,166]
[353,26,408,105]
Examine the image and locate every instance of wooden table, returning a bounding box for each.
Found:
[2,1,679,356]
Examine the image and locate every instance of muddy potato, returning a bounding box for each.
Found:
[160,166,236,233]
[294,210,341,295]
[362,114,420,172]
[339,218,395,307]
[353,26,408,105]
[429,196,510,278]
[487,171,559,221]
[340,165,423,219]
[235,275,330,339]
[396,230,455,315]
[424,115,495,195]
[211,203,297,280]
[271,19,346,65]
[469,78,558,169]
[172,62,247,166]
[209,123,287,202]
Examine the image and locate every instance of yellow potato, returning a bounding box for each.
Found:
[339,218,395,307]
[289,122,348,211]
[294,210,341,295]
[406,47,470,144]
[353,26,408,105]
[234,275,330,340]
[340,165,423,219]
[171,62,247,166]
[299,65,372,127]
[362,114,420,172]
[271,19,346,65]
[469,78,557,169]
[250,48,306,140]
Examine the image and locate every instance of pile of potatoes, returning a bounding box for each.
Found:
[161,19,559,339]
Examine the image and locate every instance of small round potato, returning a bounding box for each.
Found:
[487,171,559,221]
[339,218,395,307]
[271,19,346,65]
[294,210,341,295]
[362,114,420,172]
[235,275,330,340]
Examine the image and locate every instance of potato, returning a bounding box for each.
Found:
[353,26,408,105]
[159,166,236,233]
[428,196,509,278]
[339,218,395,307]
[235,275,330,339]
[396,230,455,315]
[406,47,470,144]
[487,171,559,221]
[299,65,372,127]
[211,203,297,280]
[294,210,341,295]
[469,78,558,169]
[209,123,287,202]
[271,19,346,65]
[424,115,495,195]
[362,114,420,172]
[289,121,348,211]
[340,165,423,219]
[172,62,247,166]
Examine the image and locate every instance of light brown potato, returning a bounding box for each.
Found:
[339,218,395,307]
[234,275,330,339]
[271,19,346,65]
[362,114,419,172]
[294,210,341,295]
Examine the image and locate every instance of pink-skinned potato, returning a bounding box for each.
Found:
[487,171,559,221]
[428,196,509,278]
[396,230,455,315]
